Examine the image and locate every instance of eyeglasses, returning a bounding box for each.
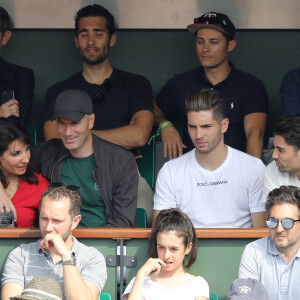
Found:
[49,182,81,192]
[265,217,300,229]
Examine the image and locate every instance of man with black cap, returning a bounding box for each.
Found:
[0,89,138,228]
[154,12,268,159]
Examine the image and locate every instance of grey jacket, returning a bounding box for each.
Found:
[30,135,138,227]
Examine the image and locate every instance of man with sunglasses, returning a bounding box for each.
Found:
[239,185,300,299]
[1,184,107,300]
[154,12,268,159]
[42,4,154,225]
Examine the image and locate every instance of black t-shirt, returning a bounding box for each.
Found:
[43,68,153,129]
[156,65,268,152]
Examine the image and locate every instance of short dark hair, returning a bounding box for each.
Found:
[185,88,226,121]
[274,115,300,151]
[0,7,12,35]
[74,4,115,37]
[265,185,300,218]
[149,208,198,269]
[0,120,38,188]
[40,185,82,219]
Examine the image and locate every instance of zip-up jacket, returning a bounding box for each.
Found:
[29,135,138,227]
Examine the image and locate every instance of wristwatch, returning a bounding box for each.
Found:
[62,252,76,266]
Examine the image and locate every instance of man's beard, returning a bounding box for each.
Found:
[79,44,110,65]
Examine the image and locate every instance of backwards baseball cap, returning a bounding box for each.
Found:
[187,12,235,40]
[52,90,93,122]
[227,278,269,300]
[10,276,62,300]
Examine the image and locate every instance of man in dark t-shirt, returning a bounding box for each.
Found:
[43,4,154,225]
[154,12,268,159]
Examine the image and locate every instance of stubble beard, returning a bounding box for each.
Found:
[79,44,110,66]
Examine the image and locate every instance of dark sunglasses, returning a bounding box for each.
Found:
[265,217,300,229]
[194,16,227,30]
[49,182,81,192]
[93,78,111,104]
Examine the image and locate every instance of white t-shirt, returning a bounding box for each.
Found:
[154,146,265,228]
[262,160,300,203]
[121,275,209,300]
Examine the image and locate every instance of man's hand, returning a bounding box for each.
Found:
[40,233,70,259]
[0,99,19,118]
[161,124,186,159]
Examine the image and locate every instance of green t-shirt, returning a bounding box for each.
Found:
[60,154,107,227]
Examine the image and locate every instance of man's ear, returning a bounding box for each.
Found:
[1,31,12,46]
[109,33,116,47]
[74,36,79,48]
[221,118,229,133]
[89,114,95,130]
[227,40,236,53]
[72,215,81,230]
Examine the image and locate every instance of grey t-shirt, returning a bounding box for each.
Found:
[1,237,107,300]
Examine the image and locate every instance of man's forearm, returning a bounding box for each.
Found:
[64,265,98,300]
[246,131,264,158]
[92,125,150,149]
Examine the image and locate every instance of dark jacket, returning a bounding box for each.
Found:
[0,57,34,125]
[29,135,138,227]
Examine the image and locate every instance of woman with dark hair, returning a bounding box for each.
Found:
[122,208,209,300]
[0,121,48,227]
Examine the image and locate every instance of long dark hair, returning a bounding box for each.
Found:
[149,208,198,269]
[0,120,38,188]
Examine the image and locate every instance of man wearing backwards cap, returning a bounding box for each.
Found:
[154,12,268,159]
[0,89,138,227]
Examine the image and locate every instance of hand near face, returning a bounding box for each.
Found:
[137,258,166,278]
[40,233,70,260]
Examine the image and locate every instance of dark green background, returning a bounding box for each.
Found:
[2,29,300,141]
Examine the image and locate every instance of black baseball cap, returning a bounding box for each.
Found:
[187,12,235,40]
[52,90,93,122]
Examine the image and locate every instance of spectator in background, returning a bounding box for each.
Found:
[43,4,154,225]
[262,115,300,203]
[153,89,266,228]
[154,12,268,159]
[280,67,300,116]
[0,7,34,125]
[0,120,48,227]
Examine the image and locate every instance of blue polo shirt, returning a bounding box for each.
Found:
[156,63,268,152]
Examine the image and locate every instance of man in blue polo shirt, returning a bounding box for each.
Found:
[154,12,268,159]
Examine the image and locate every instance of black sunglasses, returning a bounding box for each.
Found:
[93,78,111,104]
[265,217,300,229]
[49,182,81,192]
[194,16,227,29]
